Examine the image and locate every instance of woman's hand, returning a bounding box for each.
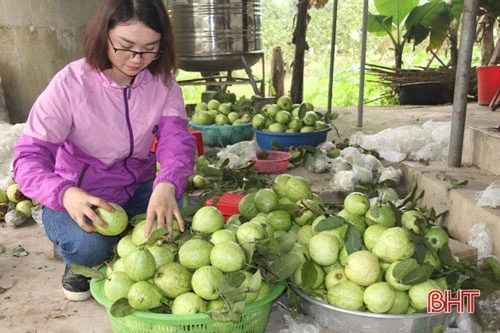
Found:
[62,187,114,233]
[144,182,185,242]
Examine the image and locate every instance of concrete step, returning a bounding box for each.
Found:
[463,126,500,176]
[401,161,500,257]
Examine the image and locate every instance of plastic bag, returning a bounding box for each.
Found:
[0,122,25,190]
[340,146,363,164]
[349,121,451,163]
[330,170,356,191]
[467,222,493,259]
[357,153,384,171]
[330,156,351,173]
[305,153,332,174]
[352,164,373,185]
[475,182,500,208]
[444,311,482,333]
[379,166,403,183]
[279,313,322,333]
[216,140,259,169]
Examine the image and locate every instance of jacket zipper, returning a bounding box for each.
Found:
[123,85,137,200]
[76,164,89,188]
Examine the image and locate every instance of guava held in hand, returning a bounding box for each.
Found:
[93,202,129,236]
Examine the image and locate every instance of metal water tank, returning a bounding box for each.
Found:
[168,0,262,72]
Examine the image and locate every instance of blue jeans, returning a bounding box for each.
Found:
[43,181,183,267]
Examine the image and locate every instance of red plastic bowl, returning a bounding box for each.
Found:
[252,151,292,174]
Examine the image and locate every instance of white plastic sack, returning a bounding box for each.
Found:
[330,170,356,191]
[305,153,332,174]
[379,166,403,183]
[216,140,259,169]
[279,313,322,333]
[467,222,493,259]
[475,182,500,208]
[0,122,25,190]
[349,120,451,163]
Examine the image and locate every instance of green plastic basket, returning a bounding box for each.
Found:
[189,122,254,147]
[90,277,285,333]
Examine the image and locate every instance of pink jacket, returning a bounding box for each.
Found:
[13,58,196,211]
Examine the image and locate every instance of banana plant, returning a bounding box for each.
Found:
[367,0,420,69]
[403,0,464,68]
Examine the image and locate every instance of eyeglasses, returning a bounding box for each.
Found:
[108,36,162,61]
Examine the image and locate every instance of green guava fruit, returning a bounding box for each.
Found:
[372,227,415,263]
[127,280,163,310]
[327,280,365,311]
[210,241,246,273]
[178,238,214,271]
[191,265,223,300]
[171,292,207,315]
[344,250,380,286]
[363,281,396,314]
[154,262,192,299]
[123,247,156,281]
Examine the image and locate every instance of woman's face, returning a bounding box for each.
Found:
[106,21,161,86]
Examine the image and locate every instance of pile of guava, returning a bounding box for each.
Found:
[191,97,254,126]
[0,182,41,227]
[283,188,467,314]
[87,203,295,325]
[251,97,333,133]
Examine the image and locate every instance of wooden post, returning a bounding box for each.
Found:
[488,36,500,66]
[479,14,495,66]
[270,46,285,98]
[290,0,309,104]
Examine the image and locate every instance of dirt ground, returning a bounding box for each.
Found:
[1,103,499,333]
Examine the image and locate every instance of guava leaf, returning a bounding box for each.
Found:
[400,264,434,285]
[180,204,202,218]
[0,244,5,254]
[300,199,324,215]
[70,263,106,280]
[299,261,318,290]
[256,238,281,256]
[313,215,345,232]
[410,233,428,264]
[198,165,223,177]
[482,257,500,277]
[220,271,246,289]
[218,272,247,304]
[143,228,168,245]
[298,103,308,119]
[286,287,299,318]
[465,274,500,299]
[247,270,262,293]
[110,298,134,317]
[220,288,247,304]
[345,225,362,255]
[130,213,146,226]
[11,246,29,257]
[0,286,6,294]
[209,303,242,322]
[273,203,300,213]
[241,243,255,264]
[392,258,420,280]
[275,232,297,255]
[368,205,380,219]
[268,253,302,281]
[149,303,171,314]
[438,243,456,268]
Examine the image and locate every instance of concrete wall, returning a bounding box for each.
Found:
[0,0,101,124]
